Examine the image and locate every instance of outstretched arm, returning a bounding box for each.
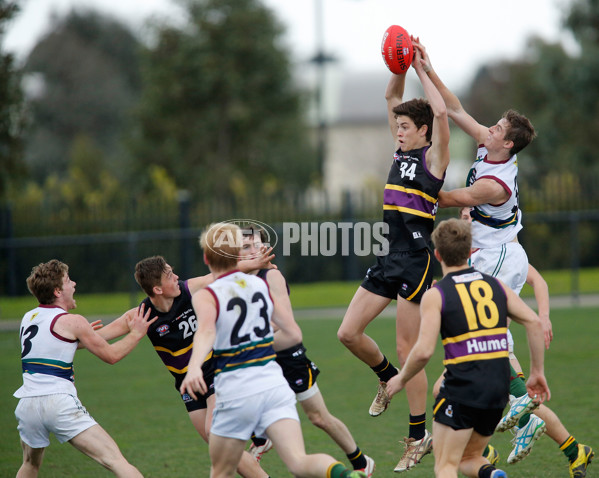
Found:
[502,282,551,403]
[386,72,407,148]
[265,270,302,351]
[412,38,450,179]
[386,288,441,397]
[60,304,156,364]
[92,308,137,342]
[526,264,553,348]
[437,177,509,208]
[417,41,489,144]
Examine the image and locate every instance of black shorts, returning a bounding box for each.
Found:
[179,357,216,412]
[361,248,433,303]
[432,392,504,437]
[275,343,320,394]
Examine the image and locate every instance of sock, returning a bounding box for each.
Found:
[509,364,531,428]
[370,356,398,382]
[328,462,353,478]
[560,435,579,462]
[509,365,528,397]
[409,413,426,440]
[478,464,496,478]
[347,448,366,470]
[251,433,267,447]
[483,445,491,457]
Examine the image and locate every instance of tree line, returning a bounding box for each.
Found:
[1,0,599,217]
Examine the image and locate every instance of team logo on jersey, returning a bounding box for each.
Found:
[393,152,419,162]
[156,324,170,336]
[445,405,454,418]
[235,278,248,288]
[412,231,422,239]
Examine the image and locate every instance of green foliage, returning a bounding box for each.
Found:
[131,0,318,201]
[0,1,26,202]
[462,0,599,214]
[22,8,142,183]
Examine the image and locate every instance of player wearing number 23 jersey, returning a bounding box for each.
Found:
[205,271,288,402]
[434,267,510,409]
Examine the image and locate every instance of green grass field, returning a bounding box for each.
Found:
[1,305,598,477]
[2,267,599,321]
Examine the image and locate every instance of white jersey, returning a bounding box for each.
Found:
[468,145,522,249]
[206,270,287,402]
[14,305,78,398]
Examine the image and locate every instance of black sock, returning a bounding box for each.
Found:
[347,448,366,470]
[370,356,398,382]
[251,433,267,447]
[409,413,426,440]
[478,464,496,478]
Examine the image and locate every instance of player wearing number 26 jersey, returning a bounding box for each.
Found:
[141,279,215,410]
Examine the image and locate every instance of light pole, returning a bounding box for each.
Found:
[310,0,336,181]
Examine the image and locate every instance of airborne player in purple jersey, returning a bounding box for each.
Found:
[337,37,450,472]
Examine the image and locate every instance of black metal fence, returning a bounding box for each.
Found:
[2,181,599,298]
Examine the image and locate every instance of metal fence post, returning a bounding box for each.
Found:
[178,190,192,279]
[570,212,580,306]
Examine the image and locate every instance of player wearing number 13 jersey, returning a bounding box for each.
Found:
[14,260,154,477]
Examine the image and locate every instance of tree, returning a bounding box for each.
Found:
[0,1,26,203]
[130,0,317,201]
[22,9,142,183]
[463,0,599,181]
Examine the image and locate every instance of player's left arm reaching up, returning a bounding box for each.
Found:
[412,37,450,180]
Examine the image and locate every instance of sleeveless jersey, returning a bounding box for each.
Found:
[256,268,290,295]
[14,305,78,398]
[206,270,286,401]
[143,280,214,390]
[383,146,445,251]
[467,145,522,248]
[435,267,510,409]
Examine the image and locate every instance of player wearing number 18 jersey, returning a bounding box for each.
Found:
[385,218,549,478]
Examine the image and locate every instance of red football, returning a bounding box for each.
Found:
[381,25,414,74]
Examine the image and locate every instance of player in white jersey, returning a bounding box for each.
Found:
[419,40,594,477]
[180,223,366,478]
[14,259,156,477]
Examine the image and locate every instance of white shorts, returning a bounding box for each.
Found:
[15,394,97,448]
[296,382,320,402]
[210,385,298,441]
[471,242,528,294]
